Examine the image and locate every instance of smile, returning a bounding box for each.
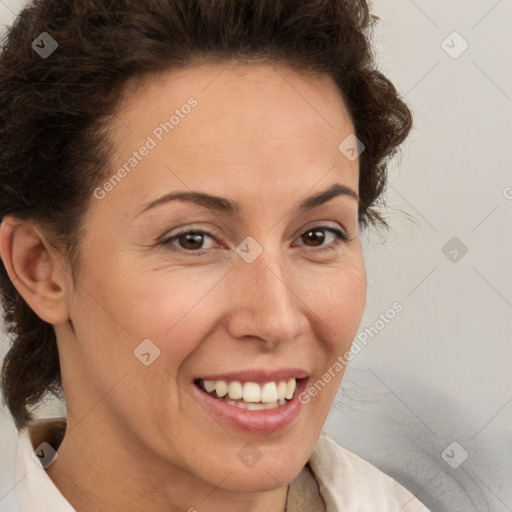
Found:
[195,378,297,410]
[192,369,308,433]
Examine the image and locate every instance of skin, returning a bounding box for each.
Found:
[0,62,367,512]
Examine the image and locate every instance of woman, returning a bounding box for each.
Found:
[0,0,430,510]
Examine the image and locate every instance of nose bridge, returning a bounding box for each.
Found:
[226,240,305,345]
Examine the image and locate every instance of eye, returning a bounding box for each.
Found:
[294,225,349,252]
[162,230,218,256]
[161,224,350,257]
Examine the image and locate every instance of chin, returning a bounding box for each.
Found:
[224,435,315,491]
[218,462,306,493]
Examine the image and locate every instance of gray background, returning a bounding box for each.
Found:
[1,1,511,511]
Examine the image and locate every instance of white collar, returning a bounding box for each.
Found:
[16,426,75,512]
[308,433,430,511]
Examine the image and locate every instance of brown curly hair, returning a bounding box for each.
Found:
[0,0,412,429]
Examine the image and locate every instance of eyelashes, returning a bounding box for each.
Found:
[161,225,350,257]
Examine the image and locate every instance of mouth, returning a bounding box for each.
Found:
[194,377,302,410]
[192,370,309,433]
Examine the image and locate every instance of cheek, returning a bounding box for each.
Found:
[125,268,224,339]
[66,261,222,430]
[306,260,367,350]
[75,262,226,368]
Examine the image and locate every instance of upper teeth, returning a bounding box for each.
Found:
[202,378,297,403]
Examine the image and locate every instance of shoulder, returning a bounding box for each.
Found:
[308,432,431,512]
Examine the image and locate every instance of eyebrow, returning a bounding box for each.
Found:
[136,182,359,217]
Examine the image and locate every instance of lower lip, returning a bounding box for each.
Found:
[191,380,307,434]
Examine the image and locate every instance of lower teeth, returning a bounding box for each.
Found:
[221,397,287,410]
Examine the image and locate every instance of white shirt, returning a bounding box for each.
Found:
[10,419,430,511]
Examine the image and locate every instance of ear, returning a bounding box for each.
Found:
[0,216,70,325]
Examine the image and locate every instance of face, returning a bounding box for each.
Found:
[59,62,366,493]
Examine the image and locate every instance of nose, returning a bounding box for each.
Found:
[224,244,308,348]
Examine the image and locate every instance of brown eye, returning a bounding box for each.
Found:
[302,228,327,247]
[296,226,348,250]
[176,232,206,250]
[163,230,217,254]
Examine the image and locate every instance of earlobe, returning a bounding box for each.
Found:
[0,217,70,325]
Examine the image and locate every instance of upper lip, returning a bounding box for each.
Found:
[194,368,308,384]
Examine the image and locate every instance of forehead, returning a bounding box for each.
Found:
[99,62,359,213]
